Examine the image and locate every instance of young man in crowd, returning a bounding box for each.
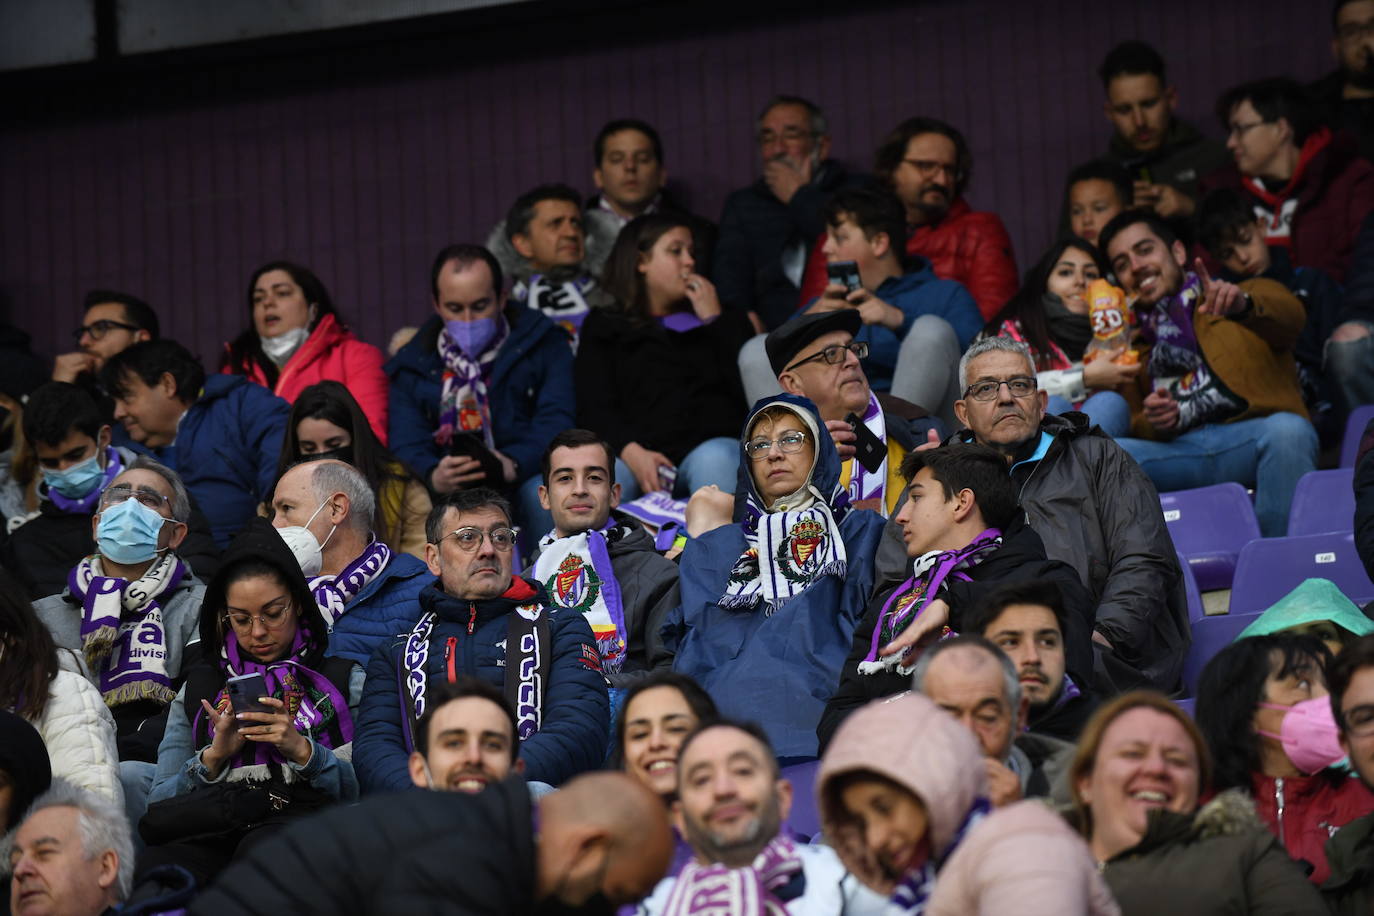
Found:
[269,459,430,666]
[1102,208,1317,538]
[528,429,679,686]
[1325,634,1374,911]
[51,290,158,392]
[912,635,1074,807]
[1313,0,1374,162]
[353,489,608,792]
[407,676,524,794]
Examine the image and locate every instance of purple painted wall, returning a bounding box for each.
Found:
[0,0,1332,365]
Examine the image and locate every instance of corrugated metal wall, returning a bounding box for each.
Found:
[0,0,1330,363]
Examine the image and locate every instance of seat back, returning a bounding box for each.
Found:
[1339,405,1374,469]
[1228,532,1374,615]
[780,759,821,841]
[1159,483,1261,591]
[1182,611,1263,695]
[1287,468,1356,536]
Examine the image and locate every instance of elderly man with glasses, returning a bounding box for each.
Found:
[353,487,609,794]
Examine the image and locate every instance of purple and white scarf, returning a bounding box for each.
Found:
[515,273,596,342]
[69,553,186,707]
[533,524,629,673]
[719,484,848,615]
[888,797,991,915]
[661,834,804,916]
[1138,272,1246,433]
[618,491,688,551]
[47,447,123,515]
[309,538,392,627]
[845,393,887,510]
[856,530,1002,676]
[435,319,509,451]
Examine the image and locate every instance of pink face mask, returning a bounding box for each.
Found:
[1257,696,1347,774]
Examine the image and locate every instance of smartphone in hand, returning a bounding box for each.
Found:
[226,672,272,720]
[826,260,862,294]
[844,412,887,473]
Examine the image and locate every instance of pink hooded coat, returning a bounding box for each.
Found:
[817,692,1119,916]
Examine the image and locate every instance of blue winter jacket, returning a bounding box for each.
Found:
[667,395,885,759]
[385,307,575,486]
[353,577,609,792]
[324,552,433,668]
[804,258,982,393]
[128,374,289,548]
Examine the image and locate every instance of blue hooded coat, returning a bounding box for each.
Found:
[668,395,885,759]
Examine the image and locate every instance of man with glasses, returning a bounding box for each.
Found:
[1314,0,1374,163]
[1325,634,1374,911]
[51,290,158,396]
[712,95,867,331]
[354,488,609,793]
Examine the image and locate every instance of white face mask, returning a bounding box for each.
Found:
[278,498,337,578]
[260,325,310,365]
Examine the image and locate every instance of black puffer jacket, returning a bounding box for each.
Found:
[189,778,539,916]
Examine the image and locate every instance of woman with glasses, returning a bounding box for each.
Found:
[986,236,1133,437]
[667,394,885,760]
[141,518,361,887]
[575,213,754,500]
[220,261,390,444]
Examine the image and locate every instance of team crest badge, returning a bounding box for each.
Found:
[546,554,602,613]
[776,518,826,583]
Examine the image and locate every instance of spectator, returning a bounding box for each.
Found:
[912,635,1075,807]
[1063,159,1133,247]
[575,214,752,500]
[273,380,431,560]
[797,117,1019,322]
[1325,634,1374,912]
[669,395,885,759]
[51,290,158,394]
[220,261,389,443]
[1102,209,1317,537]
[637,720,887,915]
[1092,40,1228,227]
[1313,0,1374,162]
[487,183,617,343]
[269,459,430,668]
[818,691,1115,915]
[140,521,362,888]
[32,459,206,766]
[353,489,608,792]
[528,429,680,686]
[1068,690,1325,915]
[407,676,523,794]
[1330,212,1374,413]
[1198,186,1353,428]
[966,578,1100,742]
[386,244,574,539]
[987,237,1136,437]
[1,578,120,809]
[770,309,944,515]
[1236,577,1374,655]
[818,444,1094,749]
[186,772,672,916]
[101,339,290,548]
[713,95,867,330]
[1203,76,1374,284]
[8,780,134,916]
[1195,633,1374,885]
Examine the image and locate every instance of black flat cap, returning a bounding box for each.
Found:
[765,309,863,376]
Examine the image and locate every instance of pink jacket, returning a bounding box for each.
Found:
[223,313,389,443]
[817,692,1119,916]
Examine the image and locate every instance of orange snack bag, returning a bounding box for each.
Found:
[1083,278,1138,364]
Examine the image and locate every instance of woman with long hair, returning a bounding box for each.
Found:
[221,261,389,442]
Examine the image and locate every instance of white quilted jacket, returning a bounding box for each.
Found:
[27,651,123,808]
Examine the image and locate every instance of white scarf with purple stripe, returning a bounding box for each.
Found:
[533,523,628,673]
[309,538,392,627]
[660,834,804,916]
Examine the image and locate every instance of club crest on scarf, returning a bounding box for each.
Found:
[777,517,826,584]
[547,553,601,612]
[879,585,928,648]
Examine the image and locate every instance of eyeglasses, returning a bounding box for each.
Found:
[1344,704,1374,738]
[784,341,868,372]
[963,376,1038,401]
[1227,120,1270,139]
[744,431,808,460]
[223,600,295,632]
[1338,18,1374,43]
[73,319,139,341]
[902,158,960,181]
[442,526,517,552]
[100,484,173,513]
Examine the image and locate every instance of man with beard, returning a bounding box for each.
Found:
[636,720,886,915]
[1103,208,1317,537]
[408,676,526,794]
[1314,0,1374,162]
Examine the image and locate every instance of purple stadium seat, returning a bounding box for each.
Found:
[781,759,821,841]
[1287,468,1356,536]
[1339,405,1374,469]
[1159,483,1261,591]
[1228,532,1374,616]
[1174,697,1196,717]
[1179,552,1205,622]
[1183,611,1263,695]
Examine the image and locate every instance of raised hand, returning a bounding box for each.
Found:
[1194,258,1248,317]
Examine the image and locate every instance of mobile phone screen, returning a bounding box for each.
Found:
[826,260,862,293]
[226,673,271,716]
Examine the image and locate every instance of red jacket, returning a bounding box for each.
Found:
[797,197,1018,320]
[1250,770,1374,885]
[221,313,389,444]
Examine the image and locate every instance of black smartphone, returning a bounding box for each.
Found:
[826,260,862,293]
[448,432,506,485]
[844,412,887,473]
[226,672,271,718]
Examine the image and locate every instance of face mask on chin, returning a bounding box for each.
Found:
[260,325,310,364]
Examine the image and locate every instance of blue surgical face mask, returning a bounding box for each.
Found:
[42,451,105,499]
[96,498,170,565]
[445,316,501,359]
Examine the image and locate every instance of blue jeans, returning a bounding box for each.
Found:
[1046,391,1132,439]
[615,438,740,503]
[1116,412,1317,537]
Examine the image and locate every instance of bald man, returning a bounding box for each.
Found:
[190,772,672,915]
